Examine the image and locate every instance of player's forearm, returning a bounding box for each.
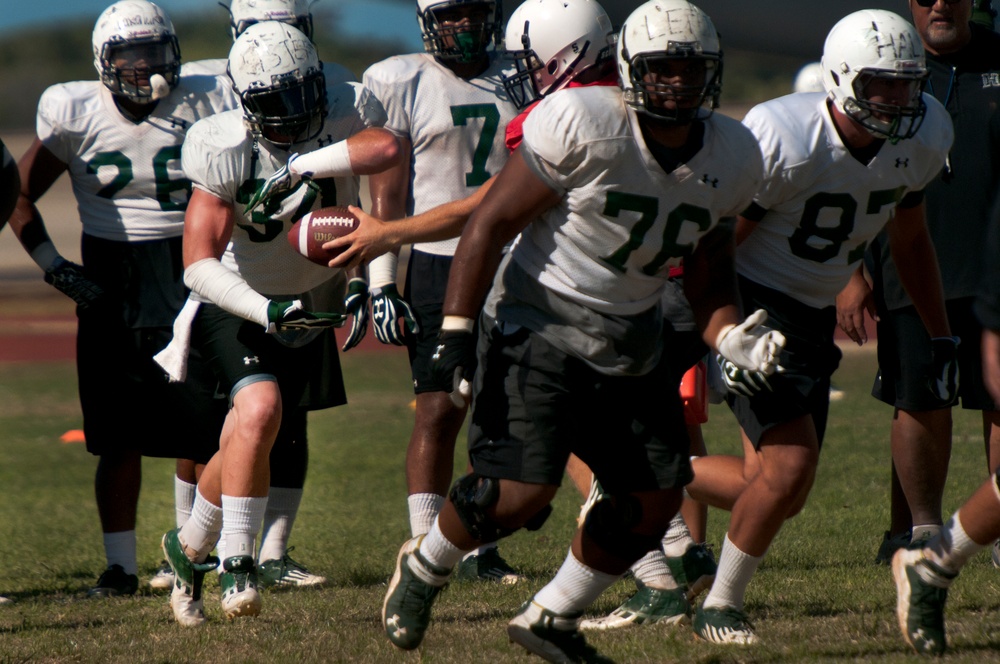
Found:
[891,229,951,338]
[291,128,401,178]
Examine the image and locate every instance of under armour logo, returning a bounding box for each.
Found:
[386,614,407,638]
[701,174,719,188]
[982,72,1000,88]
[316,134,337,148]
[243,356,260,365]
[895,158,909,168]
[167,116,189,130]
[431,344,445,362]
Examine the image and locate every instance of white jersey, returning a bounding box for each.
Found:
[182,81,386,298]
[363,53,519,256]
[36,76,237,242]
[488,86,762,374]
[737,92,954,308]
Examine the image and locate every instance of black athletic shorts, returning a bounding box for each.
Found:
[726,276,841,448]
[466,318,693,494]
[192,303,347,413]
[873,297,997,412]
[77,234,226,461]
[403,249,479,394]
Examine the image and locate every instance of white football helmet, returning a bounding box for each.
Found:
[617,0,722,123]
[793,62,824,94]
[821,10,928,142]
[92,0,181,103]
[501,0,615,109]
[417,0,502,63]
[228,0,314,41]
[228,22,327,147]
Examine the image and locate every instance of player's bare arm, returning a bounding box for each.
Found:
[683,221,742,345]
[443,149,560,319]
[9,138,68,254]
[183,188,236,266]
[836,265,877,346]
[327,180,494,269]
[885,201,951,339]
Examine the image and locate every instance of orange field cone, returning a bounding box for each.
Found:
[60,429,86,444]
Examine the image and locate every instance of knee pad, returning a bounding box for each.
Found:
[583,494,661,562]
[448,474,552,542]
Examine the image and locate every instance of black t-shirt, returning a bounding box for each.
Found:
[867,23,1000,311]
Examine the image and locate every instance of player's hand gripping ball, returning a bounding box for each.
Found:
[287,206,360,266]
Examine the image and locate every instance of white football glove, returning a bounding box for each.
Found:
[716,309,786,375]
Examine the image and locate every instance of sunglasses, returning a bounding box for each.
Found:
[913,0,963,7]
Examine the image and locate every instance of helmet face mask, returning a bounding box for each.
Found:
[417,0,501,63]
[617,0,722,124]
[228,0,314,40]
[822,9,928,142]
[92,0,181,103]
[501,0,615,109]
[228,23,327,147]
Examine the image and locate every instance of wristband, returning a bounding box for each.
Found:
[368,252,398,289]
[288,140,353,178]
[29,240,61,272]
[441,315,475,333]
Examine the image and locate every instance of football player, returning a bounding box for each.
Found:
[839,0,1000,569]
[381,1,783,660]
[6,0,236,599]
[680,10,955,644]
[359,0,523,582]
[158,22,399,626]
[151,0,353,596]
[893,204,1000,655]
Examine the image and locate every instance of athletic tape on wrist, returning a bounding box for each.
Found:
[289,140,352,178]
[184,257,270,327]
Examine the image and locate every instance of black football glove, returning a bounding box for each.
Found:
[266,299,344,334]
[928,336,960,405]
[717,354,773,397]
[430,329,475,407]
[371,284,417,345]
[44,257,105,310]
[341,278,370,351]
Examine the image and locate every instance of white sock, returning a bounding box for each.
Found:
[258,487,302,563]
[926,512,982,576]
[463,541,499,561]
[221,495,268,562]
[533,549,620,615]
[661,513,695,558]
[418,519,467,571]
[911,523,943,543]
[103,530,137,576]
[408,493,445,537]
[178,489,223,563]
[702,533,763,612]
[630,549,678,589]
[174,476,196,529]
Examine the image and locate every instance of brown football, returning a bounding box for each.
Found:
[287,206,359,265]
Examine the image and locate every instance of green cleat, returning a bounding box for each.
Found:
[220,555,262,619]
[579,581,689,630]
[161,528,219,627]
[665,543,716,601]
[693,605,758,645]
[382,536,450,651]
[892,547,953,655]
[258,547,327,589]
[455,547,524,584]
[508,600,613,663]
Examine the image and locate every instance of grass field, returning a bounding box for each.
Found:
[1,345,999,662]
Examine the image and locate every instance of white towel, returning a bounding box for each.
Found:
[154,298,201,383]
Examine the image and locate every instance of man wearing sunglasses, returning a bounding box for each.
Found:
[838,0,1000,568]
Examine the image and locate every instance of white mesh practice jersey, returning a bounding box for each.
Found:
[36,77,238,242]
[363,53,519,256]
[182,81,386,298]
[736,92,953,308]
[509,86,763,317]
